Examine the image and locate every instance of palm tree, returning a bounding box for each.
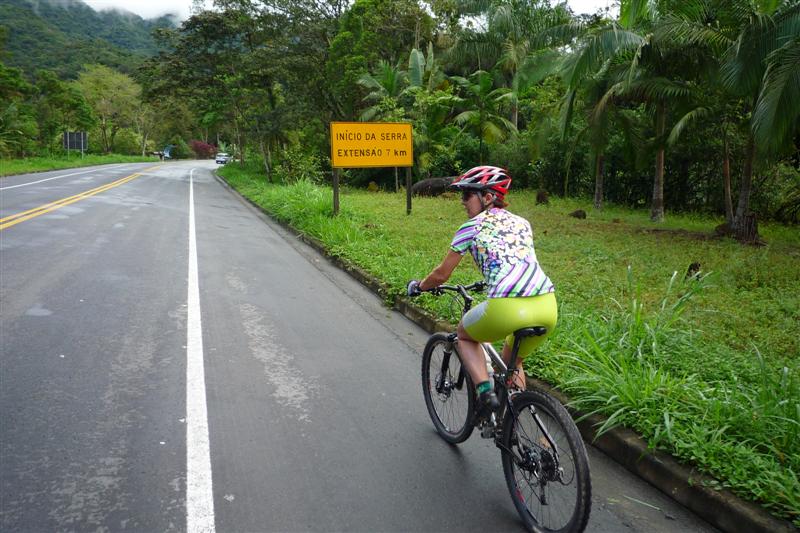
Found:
[563,0,704,221]
[658,0,800,237]
[559,17,644,199]
[723,1,800,238]
[356,61,409,121]
[446,0,575,129]
[451,69,517,163]
[405,44,461,178]
[570,68,616,208]
[628,59,693,222]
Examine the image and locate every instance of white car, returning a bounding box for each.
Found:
[215,152,230,164]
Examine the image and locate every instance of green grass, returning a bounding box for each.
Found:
[220,164,800,525]
[0,153,159,176]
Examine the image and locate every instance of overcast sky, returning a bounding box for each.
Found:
[83,0,617,21]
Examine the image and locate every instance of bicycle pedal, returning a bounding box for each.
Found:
[479,414,497,438]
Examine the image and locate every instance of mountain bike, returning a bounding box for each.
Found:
[420,281,591,533]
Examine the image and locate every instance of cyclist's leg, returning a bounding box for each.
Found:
[459,301,501,415]
[455,321,490,385]
[501,343,527,390]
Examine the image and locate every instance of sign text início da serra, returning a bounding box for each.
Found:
[330,122,413,168]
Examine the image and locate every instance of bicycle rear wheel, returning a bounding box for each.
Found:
[501,390,591,533]
[421,333,475,444]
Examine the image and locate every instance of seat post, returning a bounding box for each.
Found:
[509,334,525,370]
[508,327,548,370]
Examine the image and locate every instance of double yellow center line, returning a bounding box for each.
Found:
[0,170,147,231]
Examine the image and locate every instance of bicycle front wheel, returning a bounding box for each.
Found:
[421,333,475,444]
[501,390,591,533]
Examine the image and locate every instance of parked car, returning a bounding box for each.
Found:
[215,152,230,164]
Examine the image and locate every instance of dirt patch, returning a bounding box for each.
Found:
[637,227,720,241]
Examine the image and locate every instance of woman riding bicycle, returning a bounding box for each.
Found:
[408,165,557,418]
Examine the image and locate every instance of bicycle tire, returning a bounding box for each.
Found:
[421,333,476,444]
[501,390,591,533]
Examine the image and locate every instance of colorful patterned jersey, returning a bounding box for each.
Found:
[450,208,554,298]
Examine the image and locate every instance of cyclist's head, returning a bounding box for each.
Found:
[451,165,511,208]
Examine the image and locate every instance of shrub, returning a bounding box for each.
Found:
[753,162,800,223]
[273,145,323,184]
[449,134,481,172]
[488,133,537,188]
[113,128,141,155]
[190,140,217,159]
[168,137,191,159]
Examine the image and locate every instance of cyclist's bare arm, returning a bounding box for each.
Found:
[420,251,462,290]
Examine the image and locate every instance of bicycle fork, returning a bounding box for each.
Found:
[435,334,467,396]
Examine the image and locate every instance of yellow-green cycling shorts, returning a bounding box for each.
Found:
[462,292,557,358]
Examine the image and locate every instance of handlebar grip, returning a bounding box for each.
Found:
[466,281,485,291]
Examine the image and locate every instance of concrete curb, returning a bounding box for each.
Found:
[526,377,796,533]
[214,173,797,533]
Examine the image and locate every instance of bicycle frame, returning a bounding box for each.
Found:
[430,282,560,461]
[422,282,591,531]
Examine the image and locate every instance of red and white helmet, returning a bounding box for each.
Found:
[451,165,511,199]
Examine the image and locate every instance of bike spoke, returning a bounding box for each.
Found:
[506,398,586,531]
[424,338,473,441]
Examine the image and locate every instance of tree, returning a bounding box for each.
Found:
[143,6,298,169]
[74,65,139,153]
[132,99,158,156]
[356,60,409,121]
[452,70,517,163]
[566,69,616,207]
[447,0,574,129]
[655,2,744,224]
[562,1,702,221]
[326,0,434,119]
[658,0,800,237]
[0,59,35,156]
[559,17,644,198]
[722,0,800,238]
[33,70,94,151]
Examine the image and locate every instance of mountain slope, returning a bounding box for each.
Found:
[0,0,176,78]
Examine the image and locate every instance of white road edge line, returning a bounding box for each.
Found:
[0,164,129,190]
[187,169,216,533]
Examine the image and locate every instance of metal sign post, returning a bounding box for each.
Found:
[63,131,88,157]
[406,167,412,215]
[333,168,340,215]
[329,122,414,216]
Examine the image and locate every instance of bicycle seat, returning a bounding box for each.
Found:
[513,327,548,339]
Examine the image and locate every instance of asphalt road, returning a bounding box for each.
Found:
[0,161,719,532]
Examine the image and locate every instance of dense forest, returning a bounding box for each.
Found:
[2,0,799,237]
[0,0,175,77]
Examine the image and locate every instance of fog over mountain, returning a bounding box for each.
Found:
[82,0,192,20]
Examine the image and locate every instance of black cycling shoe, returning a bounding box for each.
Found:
[477,390,500,418]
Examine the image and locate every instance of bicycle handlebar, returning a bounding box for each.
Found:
[425,281,485,299]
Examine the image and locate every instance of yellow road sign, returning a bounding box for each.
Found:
[330,122,413,168]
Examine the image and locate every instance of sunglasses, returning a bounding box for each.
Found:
[461,190,477,201]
